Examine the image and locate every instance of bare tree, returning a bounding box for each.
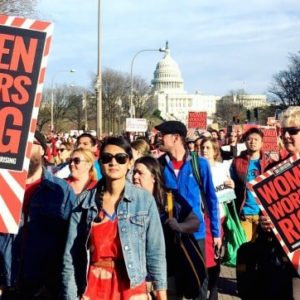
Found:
[269,52,300,107]
[101,69,129,134]
[90,68,152,134]
[0,0,38,17]
[132,78,155,118]
[38,85,87,132]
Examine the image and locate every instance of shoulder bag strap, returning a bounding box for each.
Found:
[166,190,174,218]
[190,152,207,213]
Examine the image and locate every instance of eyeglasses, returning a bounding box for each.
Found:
[58,148,66,153]
[282,127,300,136]
[69,157,87,165]
[100,153,129,164]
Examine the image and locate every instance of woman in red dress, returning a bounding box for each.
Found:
[62,137,167,300]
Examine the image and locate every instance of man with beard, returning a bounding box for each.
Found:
[0,131,76,300]
[230,127,272,242]
[155,120,221,300]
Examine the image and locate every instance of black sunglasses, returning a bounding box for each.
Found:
[100,153,129,164]
[69,157,87,165]
[282,127,300,136]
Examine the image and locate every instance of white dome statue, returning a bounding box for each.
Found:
[152,42,184,93]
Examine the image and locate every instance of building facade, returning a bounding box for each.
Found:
[220,94,268,110]
[151,45,220,125]
[151,44,268,126]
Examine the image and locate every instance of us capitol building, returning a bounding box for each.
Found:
[150,43,267,125]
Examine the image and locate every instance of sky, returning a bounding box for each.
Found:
[35,0,300,97]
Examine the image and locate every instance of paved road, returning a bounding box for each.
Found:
[218,264,240,300]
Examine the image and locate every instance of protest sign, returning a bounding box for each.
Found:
[0,15,53,233]
[248,154,300,275]
[188,111,207,129]
[260,126,279,153]
[126,118,148,132]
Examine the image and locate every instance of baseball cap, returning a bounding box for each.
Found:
[155,121,187,137]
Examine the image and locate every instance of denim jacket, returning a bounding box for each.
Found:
[61,180,167,299]
[0,168,76,291]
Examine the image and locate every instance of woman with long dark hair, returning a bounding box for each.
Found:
[133,155,199,299]
[62,137,167,300]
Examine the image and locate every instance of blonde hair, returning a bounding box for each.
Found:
[71,148,97,180]
[131,139,150,156]
[281,106,300,127]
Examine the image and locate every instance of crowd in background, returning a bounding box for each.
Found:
[0,107,300,300]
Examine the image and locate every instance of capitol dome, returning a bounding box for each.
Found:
[151,43,184,93]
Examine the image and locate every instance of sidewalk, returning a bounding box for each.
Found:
[218,265,240,300]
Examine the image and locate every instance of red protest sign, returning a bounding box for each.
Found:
[260,126,279,153]
[248,154,300,275]
[0,15,53,233]
[188,111,207,129]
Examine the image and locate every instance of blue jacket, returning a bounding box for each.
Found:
[0,168,76,292]
[159,153,220,240]
[61,180,167,299]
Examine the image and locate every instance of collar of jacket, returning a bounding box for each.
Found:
[81,180,135,210]
[164,151,191,165]
[239,149,266,160]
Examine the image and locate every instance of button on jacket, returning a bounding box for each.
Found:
[61,180,167,300]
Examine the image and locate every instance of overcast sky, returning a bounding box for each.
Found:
[36,0,300,96]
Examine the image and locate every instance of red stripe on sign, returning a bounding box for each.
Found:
[0,15,9,24]
[35,93,42,107]
[0,216,8,233]
[0,174,23,221]
[282,245,288,253]
[30,20,50,31]
[39,68,46,84]
[31,120,37,132]
[10,171,27,189]
[255,176,263,183]
[44,36,52,56]
[11,17,26,27]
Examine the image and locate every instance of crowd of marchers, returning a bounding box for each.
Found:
[0,106,300,300]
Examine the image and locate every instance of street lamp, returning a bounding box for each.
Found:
[51,69,75,131]
[95,0,102,137]
[129,47,166,118]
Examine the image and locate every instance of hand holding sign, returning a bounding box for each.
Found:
[248,153,300,275]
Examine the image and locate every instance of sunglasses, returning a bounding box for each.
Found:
[58,148,66,152]
[100,153,129,164]
[69,157,87,165]
[282,127,300,136]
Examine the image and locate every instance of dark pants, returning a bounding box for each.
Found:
[194,239,208,300]
[2,283,58,300]
[207,265,220,300]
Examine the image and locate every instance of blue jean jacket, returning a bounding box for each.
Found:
[0,168,76,292]
[61,180,167,299]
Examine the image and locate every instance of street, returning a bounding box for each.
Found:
[218,265,240,300]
